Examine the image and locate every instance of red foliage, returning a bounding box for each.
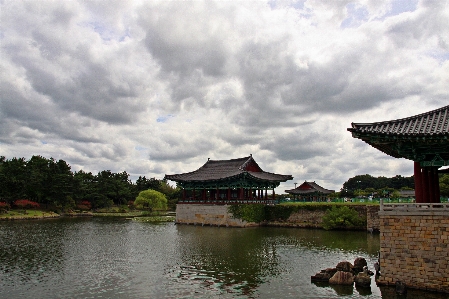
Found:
[0,202,10,210]
[14,199,40,209]
[80,201,91,208]
[77,200,92,211]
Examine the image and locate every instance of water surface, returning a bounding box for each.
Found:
[0,218,445,298]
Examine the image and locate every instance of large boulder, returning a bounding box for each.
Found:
[329,271,354,285]
[354,267,371,287]
[336,261,353,272]
[353,257,367,273]
[311,268,337,282]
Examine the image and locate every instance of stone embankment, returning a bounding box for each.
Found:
[176,204,380,231]
[377,203,449,293]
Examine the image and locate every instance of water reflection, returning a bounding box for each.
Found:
[1,219,447,299]
[0,218,66,288]
[172,226,381,298]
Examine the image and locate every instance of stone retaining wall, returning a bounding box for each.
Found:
[377,204,449,293]
[176,204,250,227]
[176,204,380,231]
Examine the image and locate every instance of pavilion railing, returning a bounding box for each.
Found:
[177,198,277,205]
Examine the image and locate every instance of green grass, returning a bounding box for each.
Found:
[0,209,59,219]
[132,216,175,223]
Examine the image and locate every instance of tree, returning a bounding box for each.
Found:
[135,176,161,193]
[440,174,449,197]
[135,189,168,211]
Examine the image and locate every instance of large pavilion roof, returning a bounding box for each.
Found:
[348,105,449,166]
[285,181,334,195]
[164,155,293,183]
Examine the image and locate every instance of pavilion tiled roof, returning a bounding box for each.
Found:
[348,105,449,164]
[165,156,293,183]
[348,105,449,136]
[285,181,334,195]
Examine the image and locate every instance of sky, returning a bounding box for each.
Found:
[1,0,448,193]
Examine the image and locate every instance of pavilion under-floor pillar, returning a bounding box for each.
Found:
[414,162,424,203]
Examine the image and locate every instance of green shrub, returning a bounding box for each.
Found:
[228,204,266,223]
[135,189,168,211]
[322,206,366,230]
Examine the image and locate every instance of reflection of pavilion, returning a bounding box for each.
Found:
[348,105,449,203]
[285,181,334,202]
[165,155,292,205]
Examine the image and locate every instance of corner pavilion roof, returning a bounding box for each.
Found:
[285,181,335,195]
[164,156,293,183]
[348,105,449,166]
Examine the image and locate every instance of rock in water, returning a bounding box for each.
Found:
[311,268,337,282]
[354,268,371,287]
[353,257,367,273]
[329,271,354,285]
[336,261,353,273]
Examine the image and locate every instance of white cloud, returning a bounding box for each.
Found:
[1,0,448,193]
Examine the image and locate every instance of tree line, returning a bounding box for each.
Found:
[340,173,449,198]
[0,156,180,210]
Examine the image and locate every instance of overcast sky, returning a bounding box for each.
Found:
[1,0,448,193]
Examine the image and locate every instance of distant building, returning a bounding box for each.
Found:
[399,190,415,198]
[165,155,293,205]
[285,181,334,202]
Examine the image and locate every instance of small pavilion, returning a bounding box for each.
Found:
[348,105,449,203]
[285,181,334,202]
[165,155,293,205]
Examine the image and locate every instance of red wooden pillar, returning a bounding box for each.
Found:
[426,167,435,202]
[182,189,186,201]
[272,189,275,201]
[227,188,231,201]
[434,167,441,203]
[422,167,429,202]
[250,187,253,200]
[265,188,268,200]
[414,162,423,203]
[202,189,206,201]
[430,167,440,203]
[239,187,243,200]
[192,188,195,201]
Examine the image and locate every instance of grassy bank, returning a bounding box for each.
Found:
[0,210,60,220]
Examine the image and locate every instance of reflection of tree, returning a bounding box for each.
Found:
[174,226,282,296]
[173,226,381,297]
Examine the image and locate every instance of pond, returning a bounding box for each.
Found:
[0,218,446,298]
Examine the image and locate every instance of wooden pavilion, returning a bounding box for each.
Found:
[165,155,293,205]
[285,181,334,202]
[348,105,449,203]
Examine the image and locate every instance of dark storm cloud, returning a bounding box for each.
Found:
[1,0,448,191]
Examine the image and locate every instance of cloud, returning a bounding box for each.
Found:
[1,0,448,192]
